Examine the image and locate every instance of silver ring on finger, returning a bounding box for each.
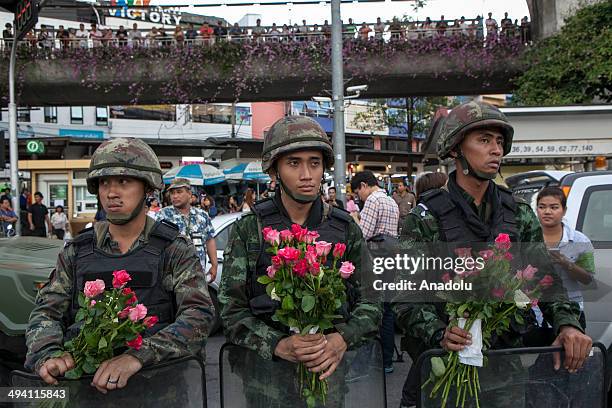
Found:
[107,378,119,384]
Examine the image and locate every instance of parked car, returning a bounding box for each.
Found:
[505,170,573,211]
[205,212,242,334]
[0,236,65,384]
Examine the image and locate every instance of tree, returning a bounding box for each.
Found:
[512,1,612,105]
[351,97,457,178]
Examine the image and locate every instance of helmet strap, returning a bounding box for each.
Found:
[277,173,320,204]
[106,196,146,225]
[456,150,497,181]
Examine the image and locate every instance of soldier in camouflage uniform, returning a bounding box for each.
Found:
[25,138,214,393]
[392,101,592,408]
[156,178,218,283]
[219,116,382,406]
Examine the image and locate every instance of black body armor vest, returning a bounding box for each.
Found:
[69,220,179,335]
[247,198,355,333]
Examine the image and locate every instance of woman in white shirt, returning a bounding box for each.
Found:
[51,205,69,240]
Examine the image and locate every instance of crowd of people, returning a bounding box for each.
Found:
[0,187,71,239]
[1,12,531,51]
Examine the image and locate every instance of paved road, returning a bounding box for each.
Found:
[205,333,411,408]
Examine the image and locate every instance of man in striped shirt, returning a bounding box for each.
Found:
[350,170,399,373]
[351,170,399,240]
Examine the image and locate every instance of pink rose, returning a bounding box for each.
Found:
[112,269,131,289]
[90,300,97,307]
[491,287,506,300]
[122,288,138,305]
[280,230,294,244]
[333,243,346,259]
[293,259,309,278]
[309,262,321,276]
[143,315,159,329]
[454,247,472,258]
[539,275,554,289]
[267,265,278,278]
[271,255,283,267]
[494,233,512,251]
[305,246,318,265]
[277,247,301,263]
[504,252,514,261]
[128,304,148,322]
[263,227,280,246]
[315,241,333,258]
[530,298,539,308]
[126,334,143,350]
[441,273,451,283]
[516,265,538,281]
[83,279,105,298]
[339,261,355,279]
[304,231,320,244]
[118,306,130,319]
[291,224,308,242]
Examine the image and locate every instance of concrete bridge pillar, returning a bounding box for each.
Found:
[528,0,604,40]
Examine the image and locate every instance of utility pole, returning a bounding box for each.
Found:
[230,101,236,138]
[331,0,346,203]
[8,34,19,235]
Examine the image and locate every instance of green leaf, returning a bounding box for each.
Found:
[98,337,108,350]
[75,309,86,323]
[431,357,446,377]
[82,360,97,374]
[282,295,295,311]
[306,395,316,408]
[64,367,83,380]
[85,332,98,348]
[282,281,293,290]
[334,299,342,310]
[78,293,87,308]
[302,295,316,313]
[257,275,273,285]
[318,319,334,331]
[266,283,274,297]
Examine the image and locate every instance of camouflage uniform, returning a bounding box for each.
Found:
[219,116,381,407]
[25,138,214,374]
[156,179,215,273]
[392,102,582,407]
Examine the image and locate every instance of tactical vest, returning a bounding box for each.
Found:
[419,187,520,244]
[419,187,539,347]
[69,220,179,336]
[246,198,355,333]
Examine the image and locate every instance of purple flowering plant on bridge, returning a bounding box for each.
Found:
[2,35,525,105]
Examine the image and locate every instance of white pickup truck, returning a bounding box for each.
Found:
[558,172,612,352]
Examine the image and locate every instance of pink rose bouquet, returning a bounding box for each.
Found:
[258,224,354,408]
[424,235,554,407]
[55,270,157,379]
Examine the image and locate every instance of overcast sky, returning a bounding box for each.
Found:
[155,1,530,26]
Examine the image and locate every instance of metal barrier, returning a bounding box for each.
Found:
[416,343,607,408]
[10,356,207,408]
[220,341,386,408]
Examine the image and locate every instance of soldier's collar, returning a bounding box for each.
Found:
[273,192,323,229]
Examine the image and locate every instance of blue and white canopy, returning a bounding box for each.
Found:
[163,164,226,186]
[223,161,270,182]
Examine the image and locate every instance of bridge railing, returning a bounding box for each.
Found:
[0,18,532,52]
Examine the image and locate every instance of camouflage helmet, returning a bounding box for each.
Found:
[87,138,163,194]
[436,101,514,159]
[262,116,334,173]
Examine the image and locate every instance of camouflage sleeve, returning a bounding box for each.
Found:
[515,202,582,334]
[393,211,447,348]
[24,246,75,373]
[218,216,288,360]
[334,221,382,349]
[126,236,215,366]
